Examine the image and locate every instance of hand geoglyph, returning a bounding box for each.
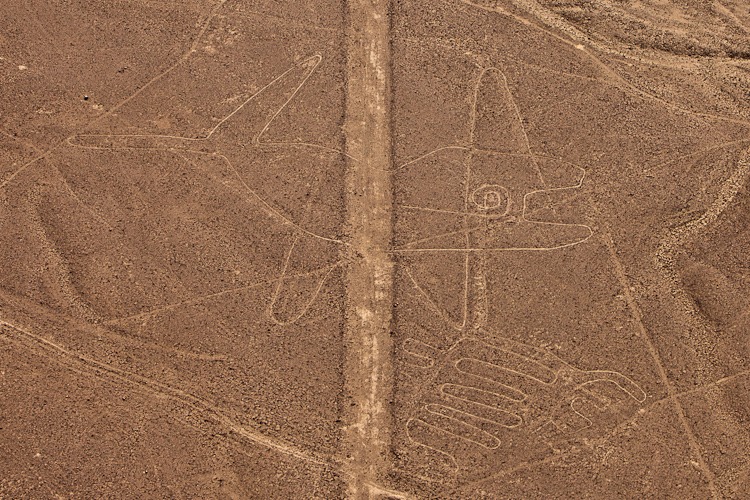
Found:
[400,335,647,481]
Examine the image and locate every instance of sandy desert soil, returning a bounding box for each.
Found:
[2,0,750,498]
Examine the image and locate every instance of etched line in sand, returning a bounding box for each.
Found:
[38,53,350,326]
[341,0,395,498]
[457,0,750,129]
[69,54,355,161]
[68,56,346,246]
[400,334,645,481]
[599,225,721,499]
[393,65,593,334]
[393,159,592,253]
[0,0,229,191]
[0,319,326,466]
[105,261,343,326]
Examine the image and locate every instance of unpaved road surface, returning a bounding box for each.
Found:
[3,1,750,498]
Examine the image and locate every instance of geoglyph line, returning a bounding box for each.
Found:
[455,0,750,130]
[599,225,721,498]
[0,0,228,192]
[655,147,750,359]
[402,334,646,478]
[105,261,343,326]
[0,318,325,466]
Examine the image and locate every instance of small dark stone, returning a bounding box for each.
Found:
[83,95,89,101]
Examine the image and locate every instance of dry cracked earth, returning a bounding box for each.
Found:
[2,1,750,498]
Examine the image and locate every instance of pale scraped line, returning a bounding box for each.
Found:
[104,262,343,325]
[459,0,750,129]
[598,226,720,499]
[366,481,415,499]
[0,0,228,192]
[0,319,325,466]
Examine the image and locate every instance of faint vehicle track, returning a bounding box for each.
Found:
[0,315,328,467]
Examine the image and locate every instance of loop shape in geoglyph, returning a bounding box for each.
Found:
[398,335,646,483]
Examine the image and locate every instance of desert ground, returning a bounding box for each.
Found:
[2,0,750,498]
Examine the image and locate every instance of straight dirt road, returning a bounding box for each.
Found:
[342,0,395,498]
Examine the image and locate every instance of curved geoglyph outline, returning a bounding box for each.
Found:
[55,53,349,326]
[456,0,750,133]
[396,150,593,253]
[394,65,593,332]
[393,63,594,254]
[463,0,750,69]
[401,334,647,480]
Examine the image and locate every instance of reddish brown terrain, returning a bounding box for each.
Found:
[2,1,750,498]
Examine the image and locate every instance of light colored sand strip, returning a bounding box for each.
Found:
[342,1,395,498]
